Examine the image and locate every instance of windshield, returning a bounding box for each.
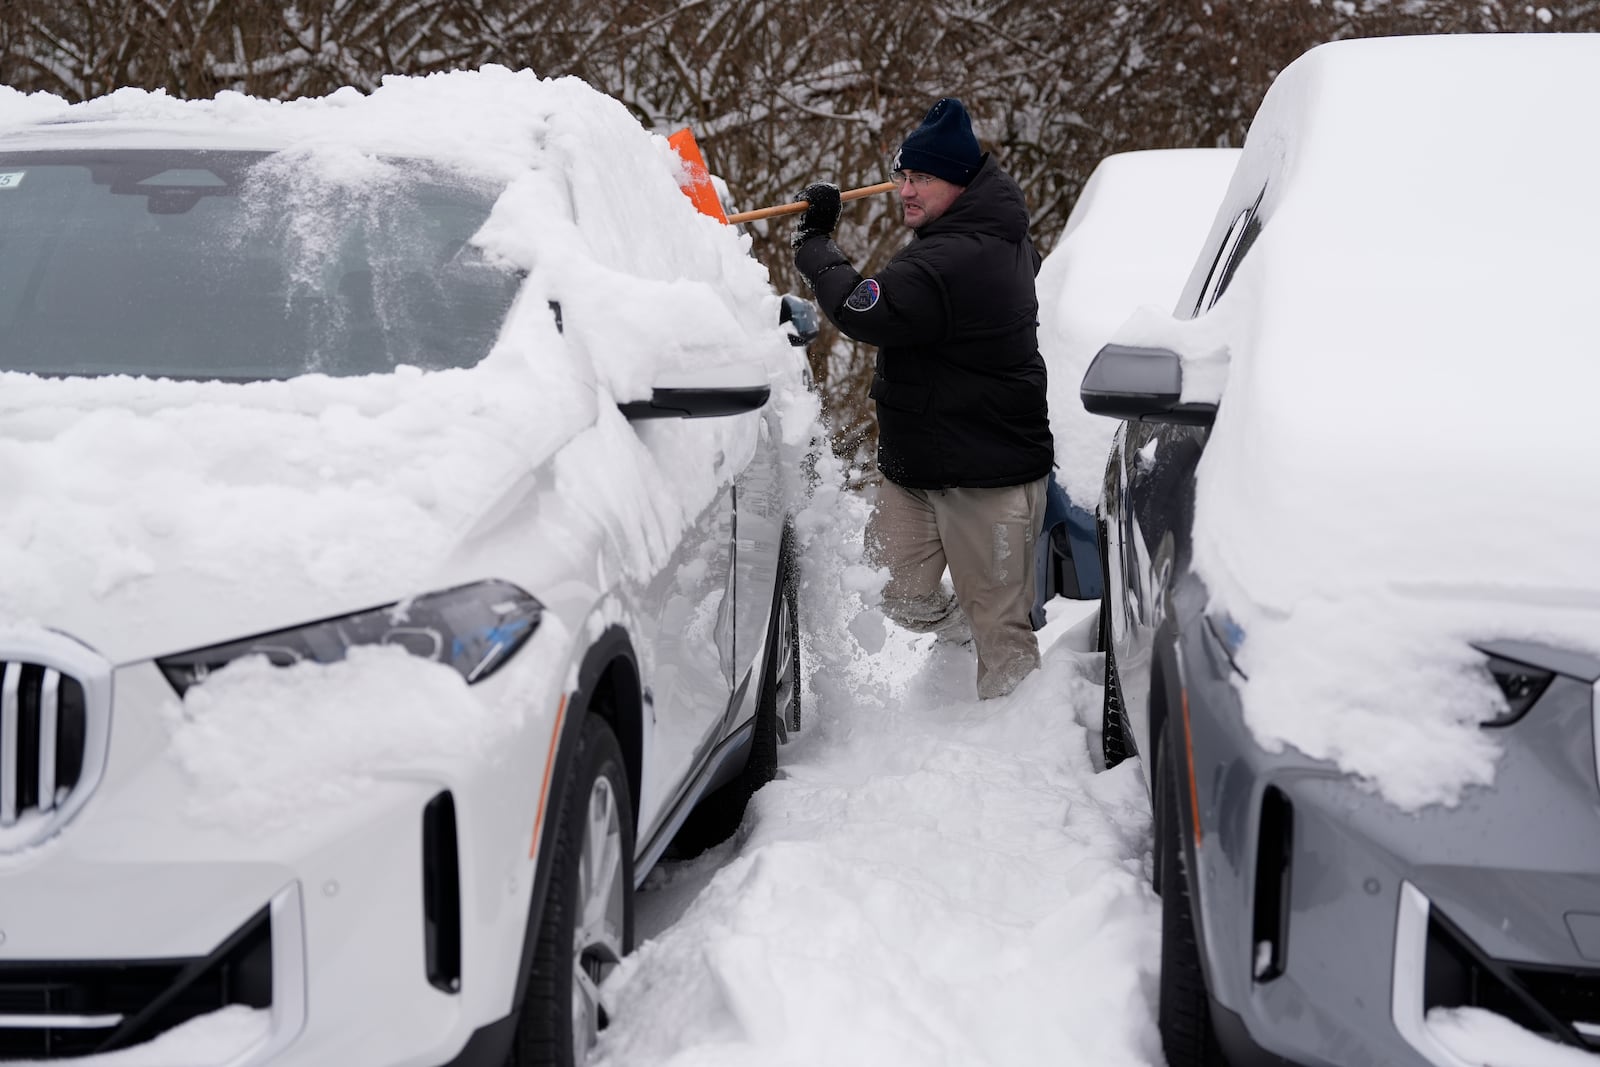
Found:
[0,149,522,380]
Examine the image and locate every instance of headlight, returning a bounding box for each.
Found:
[1480,652,1553,727]
[157,579,543,695]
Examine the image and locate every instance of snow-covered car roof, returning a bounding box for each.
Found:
[0,70,813,663]
[1039,147,1240,507]
[1110,33,1600,807]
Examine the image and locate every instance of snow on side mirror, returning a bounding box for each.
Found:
[1080,343,1216,426]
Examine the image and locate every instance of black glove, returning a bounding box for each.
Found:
[791,182,841,249]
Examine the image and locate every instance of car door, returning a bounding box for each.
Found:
[1115,418,1207,772]
[630,419,737,837]
[1114,191,1265,772]
[729,409,786,721]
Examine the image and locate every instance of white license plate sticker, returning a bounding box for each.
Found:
[0,172,24,189]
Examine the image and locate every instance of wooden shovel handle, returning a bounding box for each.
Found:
[725,181,898,224]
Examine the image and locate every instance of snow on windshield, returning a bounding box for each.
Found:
[1108,34,1600,809]
[0,149,518,379]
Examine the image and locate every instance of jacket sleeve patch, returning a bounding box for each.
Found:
[845,278,881,311]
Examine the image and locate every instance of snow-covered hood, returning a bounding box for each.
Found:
[0,355,593,665]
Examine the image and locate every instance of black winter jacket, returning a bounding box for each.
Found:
[795,156,1054,490]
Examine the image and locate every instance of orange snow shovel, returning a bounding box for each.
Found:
[668,127,896,225]
[668,128,728,223]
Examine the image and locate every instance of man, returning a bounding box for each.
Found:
[793,97,1054,699]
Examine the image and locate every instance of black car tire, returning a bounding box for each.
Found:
[1156,730,1226,1067]
[777,533,803,738]
[670,530,799,853]
[512,714,634,1067]
[1102,642,1130,770]
[1095,597,1106,654]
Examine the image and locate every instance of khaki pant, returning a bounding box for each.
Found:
[867,477,1048,699]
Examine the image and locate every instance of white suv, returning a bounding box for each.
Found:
[0,70,812,1066]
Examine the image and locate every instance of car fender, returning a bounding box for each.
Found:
[1164,601,1284,1024]
[1151,577,1255,1009]
[516,626,642,1005]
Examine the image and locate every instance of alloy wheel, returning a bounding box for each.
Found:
[570,776,625,1063]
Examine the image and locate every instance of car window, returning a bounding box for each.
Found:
[1191,188,1265,316]
[1210,213,1261,305]
[0,149,523,381]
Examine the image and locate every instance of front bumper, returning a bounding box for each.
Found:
[1,649,559,1066]
[1178,623,1600,1067]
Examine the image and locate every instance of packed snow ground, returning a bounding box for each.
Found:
[595,475,1167,1067]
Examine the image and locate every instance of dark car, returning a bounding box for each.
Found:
[1032,147,1241,632]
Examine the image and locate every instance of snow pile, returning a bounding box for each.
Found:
[0,366,552,657]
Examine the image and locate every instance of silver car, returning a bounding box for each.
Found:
[1085,34,1600,1067]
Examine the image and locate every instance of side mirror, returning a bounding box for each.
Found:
[1080,344,1216,426]
[619,362,771,420]
[779,293,821,348]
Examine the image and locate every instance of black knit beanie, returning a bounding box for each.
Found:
[893,98,983,186]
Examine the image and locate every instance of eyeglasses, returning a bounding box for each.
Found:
[891,170,939,187]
